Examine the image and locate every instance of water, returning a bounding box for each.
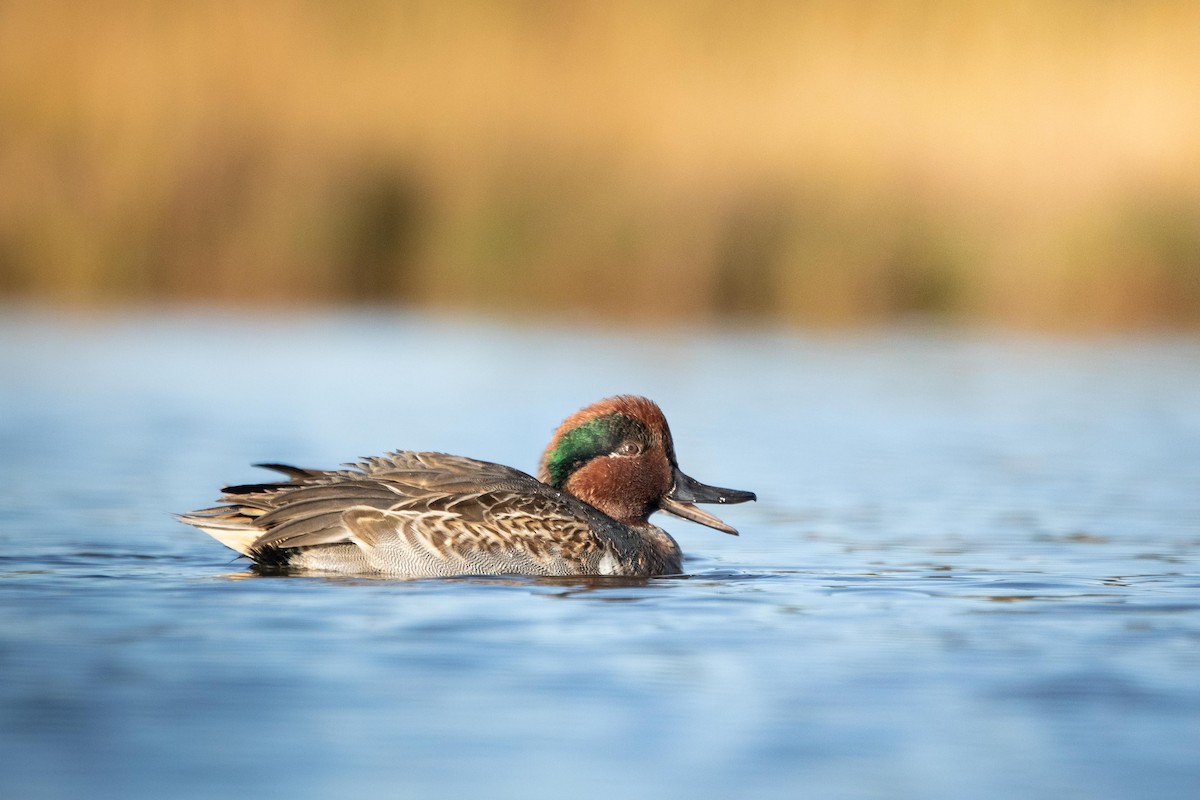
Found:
[1,307,1198,800]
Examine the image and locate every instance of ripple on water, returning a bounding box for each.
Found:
[2,313,1200,800]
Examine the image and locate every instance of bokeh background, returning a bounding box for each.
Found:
[3,0,1199,329]
[4,7,1200,799]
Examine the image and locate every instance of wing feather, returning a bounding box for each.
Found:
[181,451,614,574]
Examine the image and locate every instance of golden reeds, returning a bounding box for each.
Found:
[1,1,1198,328]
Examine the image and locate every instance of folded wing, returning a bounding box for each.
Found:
[179,451,610,575]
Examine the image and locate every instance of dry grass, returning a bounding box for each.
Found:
[2,1,1199,328]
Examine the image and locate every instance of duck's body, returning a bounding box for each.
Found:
[180,396,754,578]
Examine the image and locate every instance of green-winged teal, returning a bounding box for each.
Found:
[180,395,755,577]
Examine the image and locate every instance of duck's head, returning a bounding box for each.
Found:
[537,395,756,534]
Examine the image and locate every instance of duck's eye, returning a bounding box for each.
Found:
[615,441,643,457]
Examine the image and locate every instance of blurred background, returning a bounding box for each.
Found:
[3,0,1199,329]
[4,6,1200,799]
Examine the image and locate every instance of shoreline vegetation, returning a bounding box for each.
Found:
[2,2,1199,329]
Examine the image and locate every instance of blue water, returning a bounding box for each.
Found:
[1,307,1198,799]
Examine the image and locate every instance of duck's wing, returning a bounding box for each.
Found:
[180,451,610,574]
[219,452,528,495]
[332,488,610,575]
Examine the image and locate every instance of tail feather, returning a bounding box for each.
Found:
[181,462,321,557]
[253,463,321,480]
[191,525,259,556]
[176,509,262,556]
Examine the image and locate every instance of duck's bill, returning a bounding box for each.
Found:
[661,469,757,535]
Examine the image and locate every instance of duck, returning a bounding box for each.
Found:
[179,395,755,577]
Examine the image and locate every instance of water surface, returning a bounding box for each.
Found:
[1,308,1198,799]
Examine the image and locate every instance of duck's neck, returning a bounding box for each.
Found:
[630,525,683,576]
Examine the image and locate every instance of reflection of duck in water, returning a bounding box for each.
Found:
[180,395,755,577]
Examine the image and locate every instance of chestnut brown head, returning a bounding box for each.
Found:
[537,395,755,533]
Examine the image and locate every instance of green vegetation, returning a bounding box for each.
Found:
[2,1,1198,328]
